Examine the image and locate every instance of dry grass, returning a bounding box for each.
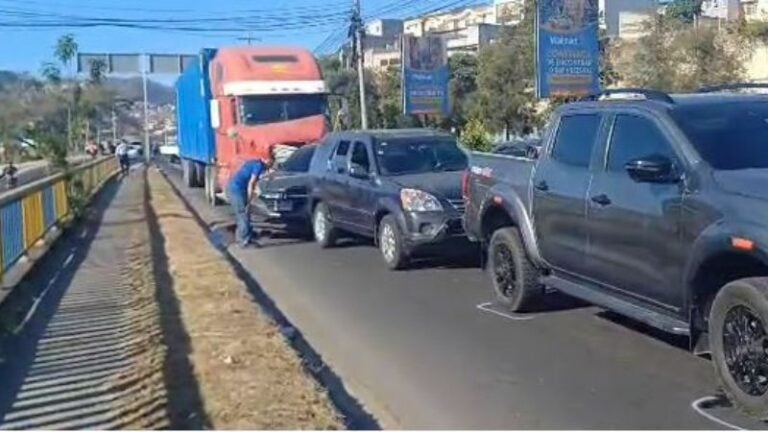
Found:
[146,168,342,430]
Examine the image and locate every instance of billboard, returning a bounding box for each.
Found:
[402,35,450,116]
[536,0,601,98]
[77,53,195,75]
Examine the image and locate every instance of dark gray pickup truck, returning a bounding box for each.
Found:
[463,88,768,416]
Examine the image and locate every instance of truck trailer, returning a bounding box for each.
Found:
[175,46,329,204]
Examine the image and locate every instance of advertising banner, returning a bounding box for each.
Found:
[402,35,450,115]
[536,0,601,98]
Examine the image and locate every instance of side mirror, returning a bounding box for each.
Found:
[349,163,370,179]
[625,155,679,183]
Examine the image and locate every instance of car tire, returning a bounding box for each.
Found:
[487,227,541,312]
[312,202,337,248]
[378,215,408,270]
[709,277,768,418]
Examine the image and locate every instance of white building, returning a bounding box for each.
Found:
[600,0,659,37]
[742,0,768,20]
[403,3,496,37]
[363,46,402,73]
[494,0,527,25]
[701,0,742,20]
[618,10,656,39]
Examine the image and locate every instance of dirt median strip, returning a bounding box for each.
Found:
[146,168,342,429]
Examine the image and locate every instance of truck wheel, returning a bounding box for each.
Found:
[378,215,408,270]
[182,159,195,188]
[193,161,206,188]
[204,165,220,206]
[710,277,768,418]
[312,202,337,248]
[487,227,541,312]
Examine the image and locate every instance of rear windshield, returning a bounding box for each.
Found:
[240,94,327,125]
[671,101,768,170]
[374,137,468,176]
[280,145,316,173]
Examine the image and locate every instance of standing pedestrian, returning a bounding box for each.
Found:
[227,156,273,248]
[115,141,130,175]
[0,163,18,189]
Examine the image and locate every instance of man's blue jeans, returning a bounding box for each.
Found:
[227,187,252,245]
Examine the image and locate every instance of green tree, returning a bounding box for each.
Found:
[319,55,381,130]
[475,13,538,138]
[446,53,478,131]
[40,62,62,85]
[618,16,749,92]
[664,0,703,23]
[460,117,492,152]
[88,59,107,85]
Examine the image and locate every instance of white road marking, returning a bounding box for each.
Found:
[13,270,61,334]
[691,396,745,430]
[476,302,535,321]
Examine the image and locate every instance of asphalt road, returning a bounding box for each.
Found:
[0,156,91,192]
[161,164,766,430]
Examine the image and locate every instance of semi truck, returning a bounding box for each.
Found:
[175,46,329,204]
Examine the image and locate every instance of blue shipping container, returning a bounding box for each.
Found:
[176,49,217,164]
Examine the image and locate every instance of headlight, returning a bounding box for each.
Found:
[400,188,443,212]
[260,191,283,200]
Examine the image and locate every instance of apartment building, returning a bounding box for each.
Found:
[742,0,768,20]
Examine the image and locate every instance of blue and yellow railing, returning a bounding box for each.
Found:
[0,157,118,295]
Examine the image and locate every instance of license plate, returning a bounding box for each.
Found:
[272,201,293,212]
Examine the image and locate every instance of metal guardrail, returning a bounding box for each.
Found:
[0,156,118,282]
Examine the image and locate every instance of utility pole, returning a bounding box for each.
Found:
[237,32,260,45]
[353,0,368,129]
[142,54,151,163]
[112,107,118,146]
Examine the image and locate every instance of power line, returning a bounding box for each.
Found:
[0,0,353,16]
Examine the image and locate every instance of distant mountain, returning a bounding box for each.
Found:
[0,70,175,105]
[105,77,175,105]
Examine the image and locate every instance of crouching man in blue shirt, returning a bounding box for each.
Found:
[227,157,273,247]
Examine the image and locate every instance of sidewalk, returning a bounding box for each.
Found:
[0,170,170,430]
[0,167,342,430]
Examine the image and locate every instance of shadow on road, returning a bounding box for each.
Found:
[595,310,690,351]
[142,170,212,429]
[158,167,381,430]
[0,179,121,423]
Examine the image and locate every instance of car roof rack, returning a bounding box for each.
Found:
[582,88,675,104]
[698,83,768,93]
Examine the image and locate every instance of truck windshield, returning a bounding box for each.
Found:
[240,94,327,125]
[671,101,768,170]
[375,137,468,176]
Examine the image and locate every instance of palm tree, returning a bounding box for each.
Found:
[54,34,78,75]
[54,34,78,151]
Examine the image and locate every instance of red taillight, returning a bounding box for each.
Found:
[461,170,470,200]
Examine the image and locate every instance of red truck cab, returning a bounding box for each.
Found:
[208,47,328,192]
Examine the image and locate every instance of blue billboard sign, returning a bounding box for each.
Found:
[536,0,601,98]
[402,35,450,116]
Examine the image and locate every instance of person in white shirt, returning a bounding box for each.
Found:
[115,142,130,174]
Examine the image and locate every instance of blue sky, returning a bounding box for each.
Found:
[0,0,445,74]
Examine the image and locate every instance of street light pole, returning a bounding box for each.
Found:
[142,54,151,164]
[354,0,368,129]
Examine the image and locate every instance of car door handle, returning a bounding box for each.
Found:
[591,194,612,206]
[534,180,549,192]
